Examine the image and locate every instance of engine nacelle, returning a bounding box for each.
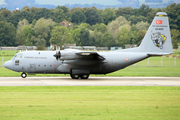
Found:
[60,50,82,60]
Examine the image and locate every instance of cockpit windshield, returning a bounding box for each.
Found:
[12,53,23,61]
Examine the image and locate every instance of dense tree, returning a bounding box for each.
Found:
[101,8,116,25]
[84,8,102,25]
[16,19,29,44]
[21,25,34,46]
[53,8,65,23]
[171,29,180,49]
[6,13,20,27]
[0,21,17,46]
[136,30,146,46]
[90,30,103,47]
[136,21,150,31]
[49,26,72,47]
[30,7,40,14]
[107,16,131,38]
[128,15,147,25]
[18,11,33,23]
[146,8,161,23]
[0,3,179,48]
[115,7,132,19]
[31,36,46,47]
[21,6,31,12]
[80,27,91,46]
[130,25,138,44]
[71,10,86,24]
[116,27,131,48]
[34,8,53,20]
[165,3,180,30]
[138,4,151,17]
[91,23,107,33]
[70,7,82,13]
[78,23,91,29]
[34,18,55,46]
[0,15,5,22]
[71,29,81,46]
[12,10,21,14]
[0,9,11,17]
[53,6,71,23]
[101,32,114,47]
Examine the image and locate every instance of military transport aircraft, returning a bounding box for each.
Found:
[4,12,173,79]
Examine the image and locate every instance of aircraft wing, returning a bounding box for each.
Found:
[76,51,105,60]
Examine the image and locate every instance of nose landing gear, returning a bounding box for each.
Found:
[21,72,27,78]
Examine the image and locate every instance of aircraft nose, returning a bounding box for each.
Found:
[4,61,13,69]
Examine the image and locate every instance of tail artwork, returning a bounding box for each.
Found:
[122,12,173,55]
[138,12,173,55]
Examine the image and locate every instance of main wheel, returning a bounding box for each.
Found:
[80,74,89,79]
[21,72,27,78]
[70,74,79,79]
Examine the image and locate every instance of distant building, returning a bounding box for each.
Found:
[17,46,37,50]
[110,47,122,51]
[125,44,137,49]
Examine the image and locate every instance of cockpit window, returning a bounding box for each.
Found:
[12,54,17,61]
[16,53,23,58]
[12,53,23,61]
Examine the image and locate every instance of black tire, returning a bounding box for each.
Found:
[80,74,89,79]
[70,74,79,79]
[21,72,27,78]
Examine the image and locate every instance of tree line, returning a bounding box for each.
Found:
[0,3,179,49]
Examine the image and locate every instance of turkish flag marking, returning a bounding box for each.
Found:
[156,20,162,24]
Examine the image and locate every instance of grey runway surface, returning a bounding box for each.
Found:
[0,77,180,86]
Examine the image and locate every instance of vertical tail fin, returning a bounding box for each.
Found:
[138,12,173,55]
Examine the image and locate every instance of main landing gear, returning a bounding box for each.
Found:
[21,72,27,78]
[70,74,89,79]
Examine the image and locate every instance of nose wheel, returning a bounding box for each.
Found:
[21,72,27,78]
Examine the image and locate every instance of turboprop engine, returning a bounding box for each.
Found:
[53,49,82,60]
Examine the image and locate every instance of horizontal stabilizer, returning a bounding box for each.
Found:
[147,52,173,56]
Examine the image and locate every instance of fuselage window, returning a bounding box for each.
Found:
[15,60,19,66]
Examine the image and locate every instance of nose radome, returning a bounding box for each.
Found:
[4,61,13,69]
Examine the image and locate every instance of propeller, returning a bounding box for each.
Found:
[54,51,61,60]
[53,46,61,60]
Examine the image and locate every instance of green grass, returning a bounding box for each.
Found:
[0,50,19,56]
[0,86,180,120]
[107,67,180,77]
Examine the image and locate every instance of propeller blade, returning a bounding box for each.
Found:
[53,50,61,60]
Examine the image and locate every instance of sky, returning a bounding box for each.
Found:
[35,0,122,5]
[0,0,178,6]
